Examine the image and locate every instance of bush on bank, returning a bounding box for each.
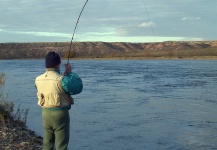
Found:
[0,73,29,126]
[0,73,43,149]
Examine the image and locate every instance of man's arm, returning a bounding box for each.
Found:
[61,64,83,95]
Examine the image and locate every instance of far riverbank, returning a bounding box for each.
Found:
[0,41,217,59]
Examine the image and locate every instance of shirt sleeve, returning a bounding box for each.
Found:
[61,72,83,95]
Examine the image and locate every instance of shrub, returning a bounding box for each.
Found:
[0,73,29,126]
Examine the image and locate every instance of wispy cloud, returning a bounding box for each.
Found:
[181,17,201,21]
[138,21,156,28]
[0,0,216,42]
[3,29,71,38]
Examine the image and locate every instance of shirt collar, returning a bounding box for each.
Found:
[46,68,60,74]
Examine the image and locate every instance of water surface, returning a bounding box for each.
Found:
[0,59,217,150]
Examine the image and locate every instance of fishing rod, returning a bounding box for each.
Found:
[67,0,89,64]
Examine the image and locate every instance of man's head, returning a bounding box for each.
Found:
[45,51,61,68]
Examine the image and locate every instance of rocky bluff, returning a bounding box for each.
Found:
[0,41,217,59]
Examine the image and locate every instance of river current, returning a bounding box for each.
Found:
[0,59,217,150]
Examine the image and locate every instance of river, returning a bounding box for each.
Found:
[0,59,217,150]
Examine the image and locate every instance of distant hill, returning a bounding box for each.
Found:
[0,41,217,59]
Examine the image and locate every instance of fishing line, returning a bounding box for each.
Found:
[142,1,189,147]
[142,0,157,42]
[67,0,89,64]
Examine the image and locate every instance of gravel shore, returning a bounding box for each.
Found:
[0,116,42,150]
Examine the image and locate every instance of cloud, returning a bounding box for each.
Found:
[181,37,204,41]
[0,0,216,42]
[16,31,71,38]
[3,29,71,38]
[138,21,156,28]
[181,17,201,21]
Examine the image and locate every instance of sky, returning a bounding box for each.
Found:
[0,0,216,43]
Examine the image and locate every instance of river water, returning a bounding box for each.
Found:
[0,59,217,150]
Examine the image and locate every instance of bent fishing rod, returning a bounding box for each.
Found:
[67,0,89,64]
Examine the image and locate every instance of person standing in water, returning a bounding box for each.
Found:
[35,51,83,150]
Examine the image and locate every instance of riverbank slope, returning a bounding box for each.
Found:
[0,116,42,149]
[0,41,217,59]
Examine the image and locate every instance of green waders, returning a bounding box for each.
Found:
[42,109,70,150]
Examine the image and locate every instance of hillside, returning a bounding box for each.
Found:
[0,41,217,59]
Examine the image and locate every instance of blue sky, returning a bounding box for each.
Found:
[0,0,216,43]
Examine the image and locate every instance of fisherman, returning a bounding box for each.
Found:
[35,51,83,150]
